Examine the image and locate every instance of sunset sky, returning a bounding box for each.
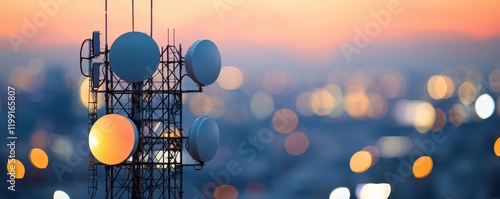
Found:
[1,1,500,198]
[1,0,500,66]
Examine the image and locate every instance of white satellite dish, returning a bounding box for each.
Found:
[188,116,219,163]
[109,31,160,82]
[185,40,221,86]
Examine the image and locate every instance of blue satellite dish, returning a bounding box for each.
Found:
[188,117,219,163]
[185,40,221,86]
[109,32,160,82]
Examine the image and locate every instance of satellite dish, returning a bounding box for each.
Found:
[109,32,160,82]
[89,114,139,165]
[188,116,219,163]
[185,40,221,86]
[188,117,203,158]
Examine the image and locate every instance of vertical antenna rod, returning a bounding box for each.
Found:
[105,0,108,51]
[150,0,153,37]
[132,0,135,31]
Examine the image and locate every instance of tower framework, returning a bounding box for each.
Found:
[86,38,204,199]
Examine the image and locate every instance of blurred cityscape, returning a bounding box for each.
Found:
[0,56,499,198]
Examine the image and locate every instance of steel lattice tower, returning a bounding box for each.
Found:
[83,1,206,198]
[87,39,204,199]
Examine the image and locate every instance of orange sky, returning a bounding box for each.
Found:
[1,0,500,56]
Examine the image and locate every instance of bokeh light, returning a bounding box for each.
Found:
[414,102,436,133]
[442,75,455,98]
[310,88,335,116]
[325,84,343,103]
[6,159,25,179]
[367,93,388,119]
[475,94,495,119]
[376,136,412,158]
[494,138,500,156]
[413,156,433,178]
[295,91,314,116]
[189,93,225,118]
[393,100,438,132]
[345,72,374,93]
[48,133,71,155]
[272,108,299,134]
[350,151,372,173]
[329,187,350,199]
[214,184,238,199]
[29,148,49,169]
[344,91,370,119]
[79,77,105,109]
[207,96,225,119]
[427,75,443,100]
[53,190,71,199]
[284,132,309,155]
[325,83,344,118]
[362,146,380,166]
[427,75,454,100]
[89,114,139,165]
[250,91,274,120]
[449,103,466,127]
[357,183,391,199]
[432,108,447,132]
[393,100,416,125]
[189,93,212,116]
[217,66,244,90]
[379,72,406,99]
[489,69,500,92]
[458,81,476,105]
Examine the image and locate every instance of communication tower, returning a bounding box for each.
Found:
[80,1,221,198]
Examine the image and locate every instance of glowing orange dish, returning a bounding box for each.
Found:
[89,114,138,165]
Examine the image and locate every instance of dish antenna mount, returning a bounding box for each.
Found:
[80,1,223,198]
